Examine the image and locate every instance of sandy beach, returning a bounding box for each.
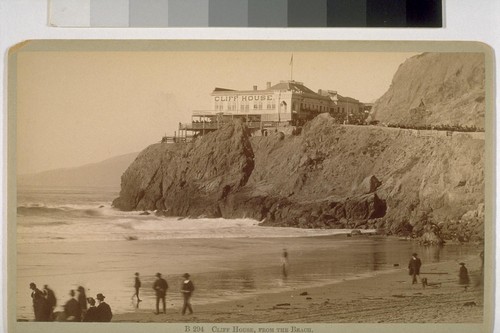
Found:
[16,197,484,325]
[112,256,484,323]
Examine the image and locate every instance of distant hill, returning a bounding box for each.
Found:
[18,152,139,188]
[371,52,485,128]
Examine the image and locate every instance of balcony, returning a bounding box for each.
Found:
[191,108,279,116]
[180,121,267,131]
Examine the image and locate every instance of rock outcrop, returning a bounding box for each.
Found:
[113,114,484,242]
[112,121,254,217]
[371,53,485,128]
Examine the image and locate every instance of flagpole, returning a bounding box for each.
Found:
[290,54,294,81]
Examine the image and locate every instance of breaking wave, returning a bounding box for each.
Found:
[17,204,105,219]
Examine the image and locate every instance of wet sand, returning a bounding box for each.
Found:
[113,257,484,323]
[17,235,483,323]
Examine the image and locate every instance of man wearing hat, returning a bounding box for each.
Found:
[408,253,422,284]
[181,273,195,315]
[459,262,470,288]
[153,273,169,314]
[95,293,112,322]
[83,297,99,322]
[29,282,48,321]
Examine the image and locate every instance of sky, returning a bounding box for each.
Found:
[16,50,417,175]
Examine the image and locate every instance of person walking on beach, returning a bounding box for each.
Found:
[63,290,82,322]
[408,253,422,284]
[153,272,168,314]
[459,262,470,290]
[29,282,47,321]
[83,297,99,322]
[95,293,113,322]
[132,272,142,302]
[43,284,57,321]
[281,248,289,277]
[181,273,194,315]
[480,251,484,272]
[77,286,88,318]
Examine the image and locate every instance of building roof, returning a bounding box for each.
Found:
[337,94,360,103]
[268,80,335,102]
[213,87,236,92]
[211,81,360,104]
[266,81,317,94]
[213,81,321,96]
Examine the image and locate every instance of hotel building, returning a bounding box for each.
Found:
[179,80,366,137]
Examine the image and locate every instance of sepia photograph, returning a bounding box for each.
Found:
[8,40,492,332]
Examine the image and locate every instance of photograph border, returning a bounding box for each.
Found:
[7,39,495,333]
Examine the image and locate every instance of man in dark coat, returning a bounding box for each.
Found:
[459,262,470,288]
[153,273,168,314]
[83,297,99,322]
[43,284,57,321]
[64,290,82,322]
[29,282,47,321]
[77,286,88,317]
[408,253,422,284]
[95,293,113,322]
[181,273,194,315]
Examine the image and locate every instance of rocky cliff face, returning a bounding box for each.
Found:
[371,53,485,128]
[112,122,254,217]
[114,115,484,242]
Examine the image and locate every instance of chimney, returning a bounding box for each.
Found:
[318,89,323,95]
[266,82,271,89]
[253,85,258,91]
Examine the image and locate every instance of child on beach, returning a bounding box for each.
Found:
[282,249,289,277]
[132,272,142,303]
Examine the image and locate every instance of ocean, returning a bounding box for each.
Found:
[16,186,481,321]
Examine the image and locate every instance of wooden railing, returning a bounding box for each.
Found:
[180,121,265,130]
[161,136,194,143]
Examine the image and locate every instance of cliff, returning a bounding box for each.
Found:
[112,122,254,217]
[113,115,484,242]
[371,53,485,128]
